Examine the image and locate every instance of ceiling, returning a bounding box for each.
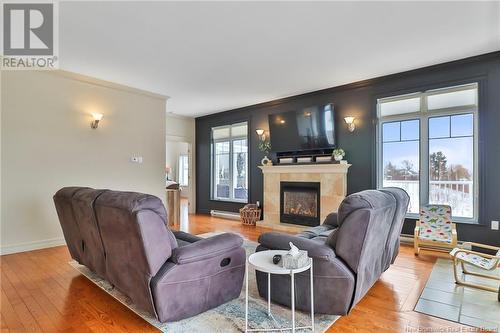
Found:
[59,1,500,117]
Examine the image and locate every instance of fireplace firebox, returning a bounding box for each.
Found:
[280,181,321,227]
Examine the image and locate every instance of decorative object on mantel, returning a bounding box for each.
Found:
[256,130,273,166]
[239,204,262,226]
[316,155,333,163]
[278,157,294,164]
[282,242,309,269]
[296,156,312,163]
[261,155,272,166]
[332,148,345,161]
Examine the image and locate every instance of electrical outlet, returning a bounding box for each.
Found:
[492,220,499,230]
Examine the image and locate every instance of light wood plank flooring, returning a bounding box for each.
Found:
[1,201,473,332]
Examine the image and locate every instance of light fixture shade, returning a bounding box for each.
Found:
[90,113,104,129]
[255,129,265,136]
[92,113,104,121]
[344,116,355,124]
[344,116,356,132]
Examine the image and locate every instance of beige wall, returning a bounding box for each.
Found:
[1,70,167,254]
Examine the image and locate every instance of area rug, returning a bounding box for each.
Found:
[414,258,499,331]
[70,232,339,332]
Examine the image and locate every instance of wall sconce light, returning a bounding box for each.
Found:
[90,113,103,129]
[344,116,356,132]
[255,128,266,141]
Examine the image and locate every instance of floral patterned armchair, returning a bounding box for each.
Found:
[414,204,457,255]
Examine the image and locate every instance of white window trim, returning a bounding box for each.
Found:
[178,154,189,187]
[376,83,479,223]
[211,122,249,203]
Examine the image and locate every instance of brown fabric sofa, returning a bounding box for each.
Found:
[54,187,245,322]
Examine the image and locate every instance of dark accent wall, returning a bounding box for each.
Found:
[196,51,500,246]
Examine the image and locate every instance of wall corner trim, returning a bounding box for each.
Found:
[49,70,170,100]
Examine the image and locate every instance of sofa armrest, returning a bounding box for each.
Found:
[173,230,203,244]
[258,232,336,261]
[171,233,243,264]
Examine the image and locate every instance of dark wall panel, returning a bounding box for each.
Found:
[196,52,500,245]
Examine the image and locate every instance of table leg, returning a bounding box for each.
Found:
[267,272,271,316]
[291,271,295,333]
[245,261,248,333]
[310,259,314,332]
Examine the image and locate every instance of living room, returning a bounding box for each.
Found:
[1,1,499,332]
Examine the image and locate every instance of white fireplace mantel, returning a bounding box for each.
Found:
[258,163,351,232]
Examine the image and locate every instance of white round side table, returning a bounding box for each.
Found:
[245,250,314,333]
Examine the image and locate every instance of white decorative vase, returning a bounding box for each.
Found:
[334,155,343,162]
[261,156,272,166]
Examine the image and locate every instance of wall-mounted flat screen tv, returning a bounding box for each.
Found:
[268,104,335,153]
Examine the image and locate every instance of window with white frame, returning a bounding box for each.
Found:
[211,122,248,202]
[178,154,189,186]
[377,83,478,222]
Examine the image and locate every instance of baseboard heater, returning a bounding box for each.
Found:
[210,210,240,220]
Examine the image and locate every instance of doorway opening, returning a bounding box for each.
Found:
[166,140,193,229]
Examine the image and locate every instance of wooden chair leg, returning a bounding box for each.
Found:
[453,257,462,284]
[461,262,500,281]
[454,258,500,292]
[414,243,420,256]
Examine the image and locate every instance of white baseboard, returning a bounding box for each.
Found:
[0,237,66,255]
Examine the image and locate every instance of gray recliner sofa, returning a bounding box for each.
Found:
[54,187,246,322]
[256,188,409,315]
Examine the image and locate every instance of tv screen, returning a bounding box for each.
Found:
[268,104,335,153]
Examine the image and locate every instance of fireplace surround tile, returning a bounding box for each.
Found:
[258,164,350,231]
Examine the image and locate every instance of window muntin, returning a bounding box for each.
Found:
[377,83,478,222]
[211,122,248,202]
[382,120,420,214]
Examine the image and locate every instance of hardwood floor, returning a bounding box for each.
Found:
[1,203,472,332]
